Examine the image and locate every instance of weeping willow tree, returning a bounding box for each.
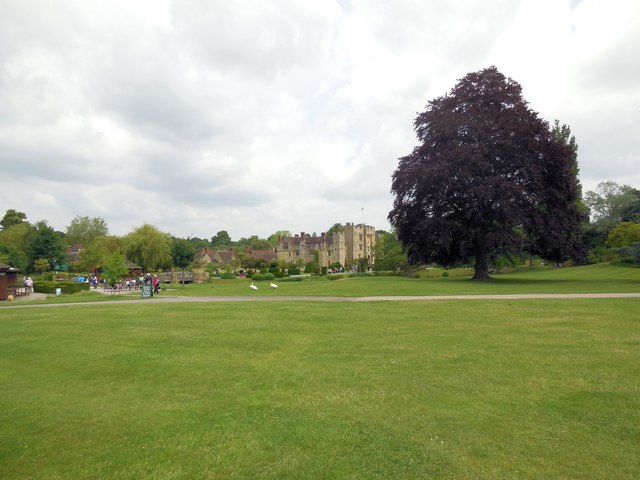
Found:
[122,224,172,272]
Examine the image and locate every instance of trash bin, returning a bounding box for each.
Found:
[55,288,62,296]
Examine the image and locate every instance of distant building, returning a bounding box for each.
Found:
[195,246,277,268]
[276,223,376,269]
[193,223,377,271]
[197,248,238,267]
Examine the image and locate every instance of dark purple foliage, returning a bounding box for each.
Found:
[389,67,585,280]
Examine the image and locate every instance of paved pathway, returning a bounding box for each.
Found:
[1,292,639,309]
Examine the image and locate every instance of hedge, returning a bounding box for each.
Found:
[35,281,90,295]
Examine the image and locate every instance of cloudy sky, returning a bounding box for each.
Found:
[1,0,639,240]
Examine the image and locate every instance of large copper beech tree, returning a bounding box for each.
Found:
[389,67,585,280]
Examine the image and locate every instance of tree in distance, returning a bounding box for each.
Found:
[122,224,172,272]
[65,216,109,246]
[0,209,27,230]
[373,231,408,274]
[171,238,196,285]
[102,253,130,287]
[584,181,639,228]
[28,221,67,272]
[389,66,585,280]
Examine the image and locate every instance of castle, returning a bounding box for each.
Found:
[276,223,376,269]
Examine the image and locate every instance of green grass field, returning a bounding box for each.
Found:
[1,293,639,478]
[180,262,640,297]
[1,263,639,478]
[2,263,637,307]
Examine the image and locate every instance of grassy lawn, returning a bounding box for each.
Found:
[166,262,640,297]
[1,299,638,479]
[2,263,637,307]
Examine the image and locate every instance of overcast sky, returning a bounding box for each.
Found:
[1,0,639,240]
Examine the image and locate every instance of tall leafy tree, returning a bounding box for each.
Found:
[267,230,291,247]
[210,230,232,248]
[65,216,109,246]
[373,231,408,273]
[0,244,28,272]
[237,235,270,250]
[389,66,585,280]
[620,189,640,223]
[0,209,27,230]
[551,120,588,218]
[326,223,343,235]
[76,236,122,273]
[187,236,210,251]
[122,224,172,272]
[171,238,196,285]
[0,222,36,270]
[584,181,638,227]
[101,253,129,287]
[581,181,639,260]
[27,221,67,272]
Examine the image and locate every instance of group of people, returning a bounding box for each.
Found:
[21,276,34,293]
[140,273,161,294]
[92,272,161,294]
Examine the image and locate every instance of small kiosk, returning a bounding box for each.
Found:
[0,263,20,301]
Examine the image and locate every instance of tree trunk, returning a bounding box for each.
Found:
[472,237,492,281]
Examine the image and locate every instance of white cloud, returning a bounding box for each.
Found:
[0,0,638,239]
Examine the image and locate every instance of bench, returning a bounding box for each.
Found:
[8,286,31,297]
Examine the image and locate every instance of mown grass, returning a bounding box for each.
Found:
[2,263,637,307]
[167,262,640,297]
[1,299,638,479]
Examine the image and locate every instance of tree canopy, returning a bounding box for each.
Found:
[584,181,638,227]
[75,236,122,272]
[210,230,232,248]
[389,66,585,280]
[171,238,196,271]
[122,224,172,272]
[0,209,27,230]
[373,231,408,273]
[28,221,67,272]
[65,216,109,246]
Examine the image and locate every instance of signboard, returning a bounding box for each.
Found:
[141,285,153,298]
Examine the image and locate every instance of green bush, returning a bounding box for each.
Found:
[287,268,301,276]
[281,276,303,282]
[34,281,90,295]
[372,271,404,277]
[252,273,265,281]
[220,272,235,279]
[263,272,275,281]
[442,271,449,277]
